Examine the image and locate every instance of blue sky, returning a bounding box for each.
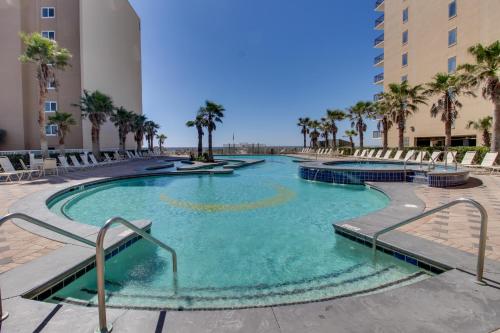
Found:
[129,0,382,147]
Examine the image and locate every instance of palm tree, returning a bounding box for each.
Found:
[459,41,500,152]
[110,107,135,152]
[47,112,76,156]
[74,90,114,158]
[373,98,393,152]
[344,130,357,150]
[200,101,225,162]
[326,109,345,149]
[384,82,427,149]
[19,32,72,157]
[425,73,475,148]
[297,117,311,148]
[467,116,493,147]
[132,114,147,152]
[144,120,160,151]
[347,101,373,148]
[156,134,167,153]
[320,118,330,148]
[186,110,206,158]
[308,120,321,148]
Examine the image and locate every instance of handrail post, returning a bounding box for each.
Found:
[371,198,488,284]
[0,288,8,322]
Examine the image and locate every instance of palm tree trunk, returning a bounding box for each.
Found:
[350,138,354,149]
[91,125,100,158]
[483,129,491,147]
[445,120,452,149]
[492,100,500,153]
[332,129,337,149]
[58,136,65,156]
[197,127,203,157]
[383,122,388,152]
[324,133,329,148]
[208,129,213,161]
[398,112,405,150]
[303,129,307,148]
[38,90,49,158]
[358,123,364,148]
[136,138,141,152]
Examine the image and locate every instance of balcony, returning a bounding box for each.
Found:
[373,93,384,102]
[374,33,384,48]
[375,0,385,11]
[374,73,384,85]
[374,53,384,67]
[375,14,384,29]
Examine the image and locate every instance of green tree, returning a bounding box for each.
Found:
[347,101,373,148]
[373,98,393,152]
[319,118,330,148]
[425,73,475,148]
[326,109,345,149]
[308,120,321,148]
[344,130,357,150]
[200,100,225,162]
[144,120,160,151]
[110,107,135,152]
[74,90,114,158]
[186,110,207,158]
[384,82,427,149]
[466,116,493,147]
[156,133,167,153]
[132,114,147,152]
[297,117,310,148]
[19,32,72,157]
[459,41,500,152]
[47,112,76,156]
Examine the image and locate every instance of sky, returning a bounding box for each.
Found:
[128,0,383,148]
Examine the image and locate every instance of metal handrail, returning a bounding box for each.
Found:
[95,217,178,333]
[372,198,488,283]
[0,212,97,323]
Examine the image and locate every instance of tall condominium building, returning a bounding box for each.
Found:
[374,0,500,147]
[0,0,142,151]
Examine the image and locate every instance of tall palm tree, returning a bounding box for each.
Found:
[156,134,167,153]
[326,109,345,149]
[344,130,357,150]
[132,114,147,152]
[200,100,225,162]
[373,98,393,152]
[19,32,72,157]
[466,116,493,147]
[384,82,427,149]
[347,101,373,148]
[144,120,160,151]
[47,112,76,156]
[186,110,206,158]
[308,120,321,148]
[320,118,330,148]
[425,73,475,148]
[110,107,135,152]
[297,117,311,148]
[459,41,500,152]
[74,90,114,158]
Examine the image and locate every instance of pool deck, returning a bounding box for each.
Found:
[1,155,500,332]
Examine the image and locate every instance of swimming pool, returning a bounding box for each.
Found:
[46,155,430,309]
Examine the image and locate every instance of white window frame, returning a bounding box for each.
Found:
[448,28,457,47]
[448,56,457,73]
[44,101,57,112]
[45,124,58,136]
[47,80,56,90]
[41,31,56,40]
[41,7,55,18]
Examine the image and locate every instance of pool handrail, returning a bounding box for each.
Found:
[0,212,98,323]
[372,198,488,284]
[95,216,178,333]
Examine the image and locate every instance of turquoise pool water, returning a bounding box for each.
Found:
[326,161,460,171]
[47,155,428,309]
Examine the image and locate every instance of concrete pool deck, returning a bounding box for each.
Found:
[1,155,500,332]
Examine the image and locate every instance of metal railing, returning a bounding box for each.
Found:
[95,217,178,333]
[372,198,488,283]
[374,33,384,46]
[374,73,384,83]
[374,53,384,65]
[0,213,97,323]
[375,14,384,27]
[375,0,384,9]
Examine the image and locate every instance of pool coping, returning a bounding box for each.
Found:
[1,160,500,332]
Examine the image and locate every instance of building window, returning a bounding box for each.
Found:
[41,7,55,18]
[48,80,56,90]
[448,28,457,46]
[41,31,55,40]
[44,101,57,112]
[401,75,408,83]
[402,30,408,45]
[373,131,381,139]
[449,0,457,18]
[404,137,410,147]
[45,124,58,136]
[402,53,408,67]
[403,7,409,23]
[448,56,457,73]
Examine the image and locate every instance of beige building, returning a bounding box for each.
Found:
[0,0,142,151]
[374,0,500,147]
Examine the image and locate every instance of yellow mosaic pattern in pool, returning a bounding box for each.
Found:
[159,184,296,212]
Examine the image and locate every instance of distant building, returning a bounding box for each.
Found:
[0,0,142,151]
[374,0,500,147]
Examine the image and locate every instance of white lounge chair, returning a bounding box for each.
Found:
[0,156,34,181]
[474,152,498,173]
[392,150,403,160]
[381,150,392,160]
[89,154,111,167]
[414,151,428,163]
[57,156,79,172]
[70,155,89,169]
[19,159,41,179]
[42,158,59,176]
[443,151,457,165]
[374,150,383,159]
[80,154,97,168]
[358,150,368,158]
[403,150,415,161]
[429,151,442,164]
[460,151,477,167]
[353,149,361,157]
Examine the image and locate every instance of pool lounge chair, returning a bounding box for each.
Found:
[19,159,41,179]
[460,151,477,168]
[103,152,119,163]
[381,149,393,160]
[414,151,428,164]
[472,152,498,173]
[374,150,383,159]
[358,150,368,159]
[403,150,416,162]
[0,156,31,181]
[353,149,361,157]
[363,150,376,159]
[443,151,457,165]
[70,155,89,170]
[80,154,97,168]
[42,158,59,176]
[57,156,80,172]
[89,154,111,167]
[392,150,403,160]
[429,151,442,164]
